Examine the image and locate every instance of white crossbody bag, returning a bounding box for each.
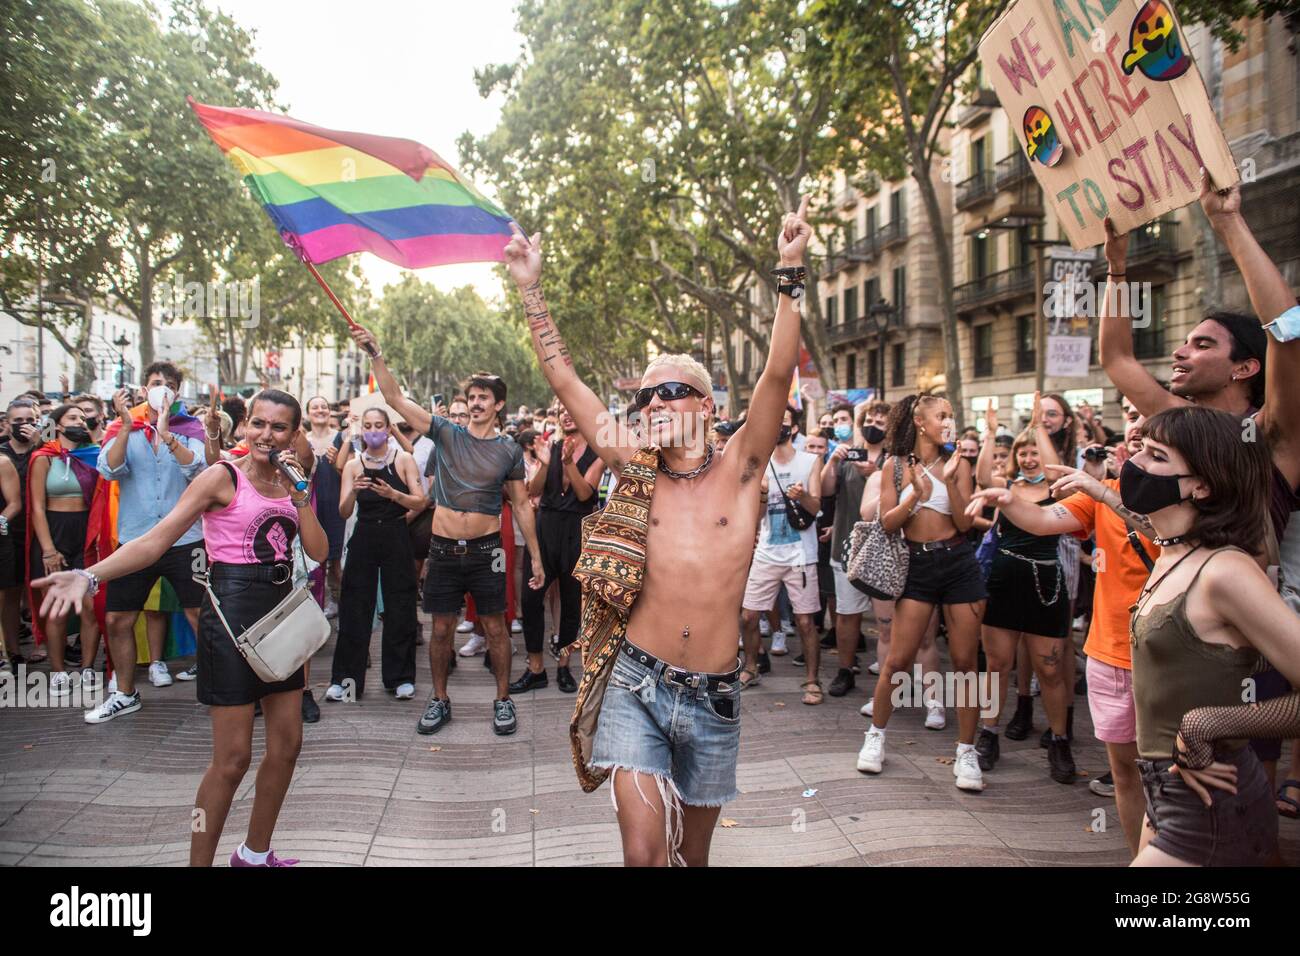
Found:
[193,547,331,684]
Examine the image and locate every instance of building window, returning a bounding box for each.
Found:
[866,206,878,236]
[865,276,880,313]
[825,296,838,328]
[892,265,906,322]
[971,234,991,280]
[1132,285,1166,360]
[889,188,904,227]
[845,218,857,245]
[891,343,905,387]
[846,353,857,389]
[974,323,993,378]
[844,285,858,324]
[1015,314,1036,373]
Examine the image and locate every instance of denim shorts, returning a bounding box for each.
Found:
[591,641,742,807]
[422,532,506,616]
[1138,746,1278,866]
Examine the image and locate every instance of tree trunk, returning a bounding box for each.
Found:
[74,299,96,392]
[137,256,155,369]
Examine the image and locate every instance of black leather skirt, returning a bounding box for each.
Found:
[195,562,305,707]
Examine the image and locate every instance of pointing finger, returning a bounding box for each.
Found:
[796,194,810,220]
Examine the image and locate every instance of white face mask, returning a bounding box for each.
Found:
[147,385,175,412]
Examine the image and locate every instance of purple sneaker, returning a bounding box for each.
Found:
[229,848,299,867]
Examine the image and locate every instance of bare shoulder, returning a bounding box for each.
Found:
[1201,547,1269,597]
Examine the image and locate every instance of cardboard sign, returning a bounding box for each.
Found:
[978,0,1238,249]
[1046,333,1092,377]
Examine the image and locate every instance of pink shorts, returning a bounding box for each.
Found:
[743,560,821,616]
[1086,656,1135,745]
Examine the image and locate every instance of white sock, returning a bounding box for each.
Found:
[869,724,885,738]
[956,742,975,755]
[237,842,270,865]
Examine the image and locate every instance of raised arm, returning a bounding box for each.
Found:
[965,486,1084,537]
[1098,218,1184,418]
[731,196,810,465]
[503,227,636,471]
[1043,464,1153,537]
[1030,393,1061,469]
[347,327,433,436]
[1200,171,1300,483]
[977,406,1004,489]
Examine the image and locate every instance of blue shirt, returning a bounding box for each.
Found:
[98,429,207,545]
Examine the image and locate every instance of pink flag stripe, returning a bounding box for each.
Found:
[290,223,510,268]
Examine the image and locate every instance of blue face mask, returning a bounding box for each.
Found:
[941,442,956,455]
[1019,471,1047,484]
[833,423,853,442]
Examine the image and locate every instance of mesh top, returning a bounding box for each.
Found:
[426,415,525,516]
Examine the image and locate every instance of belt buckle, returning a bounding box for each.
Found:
[271,564,291,585]
[452,539,469,555]
[923,539,943,552]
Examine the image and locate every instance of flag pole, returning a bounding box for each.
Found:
[300,257,377,357]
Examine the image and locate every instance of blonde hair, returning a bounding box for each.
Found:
[642,354,712,397]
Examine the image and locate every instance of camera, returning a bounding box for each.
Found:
[842,447,871,462]
[1083,445,1107,463]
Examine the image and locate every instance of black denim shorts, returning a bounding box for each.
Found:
[1138,746,1279,866]
[422,532,507,616]
[899,538,987,606]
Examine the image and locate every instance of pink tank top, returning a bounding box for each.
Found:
[203,461,299,565]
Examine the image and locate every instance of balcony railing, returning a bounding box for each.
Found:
[955,170,995,210]
[823,233,880,275]
[954,262,1036,312]
[1127,219,1178,260]
[957,87,1000,128]
[994,152,1032,189]
[874,218,907,248]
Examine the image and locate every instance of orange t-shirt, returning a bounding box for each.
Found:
[1059,478,1160,670]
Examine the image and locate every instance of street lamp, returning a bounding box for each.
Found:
[868,297,894,403]
[112,333,130,388]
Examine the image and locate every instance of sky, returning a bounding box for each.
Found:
[201,0,525,304]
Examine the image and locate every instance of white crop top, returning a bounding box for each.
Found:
[898,461,951,516]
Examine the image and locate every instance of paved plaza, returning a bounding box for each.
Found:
[2,619,1297,867]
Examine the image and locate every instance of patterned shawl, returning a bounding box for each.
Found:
[568,448,658,792]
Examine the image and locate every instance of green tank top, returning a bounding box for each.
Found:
[45,455,84,499]
[1130,548,1260,760]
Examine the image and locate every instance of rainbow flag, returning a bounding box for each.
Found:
[788,364,802,411]
[188,98,514,268]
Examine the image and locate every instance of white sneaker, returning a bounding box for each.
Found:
[175,664,198,682]
[860,698,874,718]
[925,701,947,730]
[325,683,347,702]
[395,682,415,700]
[84,690,141,724]
[50,671,72,698]
[770,631,788,656]
[456,619,474,634]
[148,661,172,687]
[856,728,885,773]
[458,633,487,656]
[954,748,986,791]
[511,619,522,634]
[868,660,881,675]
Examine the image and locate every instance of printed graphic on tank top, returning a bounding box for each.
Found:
[754,450,818,567]
[204,462,298,565]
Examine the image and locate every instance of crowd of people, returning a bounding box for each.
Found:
[12,181,1300,868]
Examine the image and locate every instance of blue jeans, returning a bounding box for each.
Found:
[592,641,742,808]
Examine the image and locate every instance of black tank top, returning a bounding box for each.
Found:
[996,494,1060,560]
[540,440,599,516]
[357,455,409,522]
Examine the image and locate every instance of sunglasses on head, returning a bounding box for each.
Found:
[632,381,703,409]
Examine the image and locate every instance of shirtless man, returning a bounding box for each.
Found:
[341,342,545,738]
[502,198,811,866]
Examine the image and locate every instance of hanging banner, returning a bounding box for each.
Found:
[977,0,1238,250]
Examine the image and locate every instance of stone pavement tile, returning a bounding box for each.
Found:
[535,822,623,866]
[21,843,165,866]
[836,808,1006,856]
[972,809,1130,855]
[393,765,533,803]
[374,795,538,839]
[861,844,1026,866]
[366,831,533,866]
[0,799,91,843]
[734,757,805,794]
[710,818,860,866]
[1016,846,1135,867]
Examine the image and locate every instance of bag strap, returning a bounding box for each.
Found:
[892,456,904,493]
[193,571,239,643]
[1126,530,1155,572]
[767,460,788,499]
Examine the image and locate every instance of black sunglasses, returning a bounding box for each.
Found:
[632,381,703,409]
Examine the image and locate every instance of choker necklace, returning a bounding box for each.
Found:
[1152,533,1188,547]
[659,443,714,480]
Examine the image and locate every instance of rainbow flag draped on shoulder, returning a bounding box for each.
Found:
[187,98,514,268]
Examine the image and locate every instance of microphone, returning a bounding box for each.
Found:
[269,449,309,494]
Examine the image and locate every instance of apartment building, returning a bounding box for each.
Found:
[950,16,1299,435]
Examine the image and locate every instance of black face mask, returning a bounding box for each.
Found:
[961,453,979,466]
[84,417,100,430]
[864,425,886,446]
[778,425,792,444]
[1119,459,1194,515]
[62,426,91,445]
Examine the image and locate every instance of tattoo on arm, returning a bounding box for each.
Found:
[1116,505,1154,534]
[523,281,572,369]
[1049,505,1071,519]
